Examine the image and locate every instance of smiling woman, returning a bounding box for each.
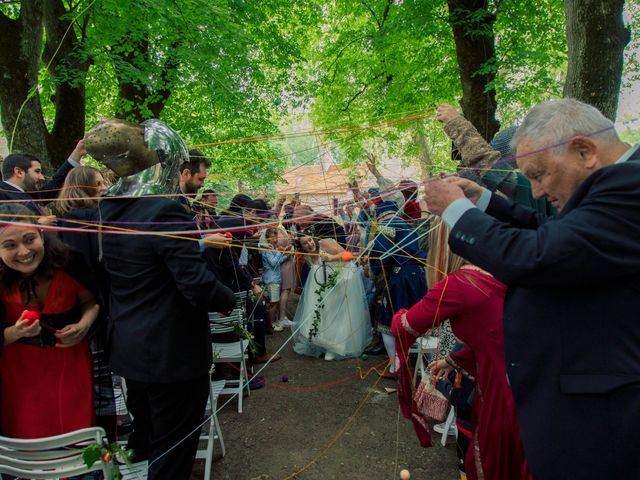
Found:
[0,227,45,274]
[0,204,99,439]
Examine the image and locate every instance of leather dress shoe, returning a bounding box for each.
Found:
[248,376,265,390]
[254,352,282,364]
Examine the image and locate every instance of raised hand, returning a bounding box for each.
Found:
[436,103,460,124]
[423,178,465,216]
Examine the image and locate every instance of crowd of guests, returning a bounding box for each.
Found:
[0,97,638,480]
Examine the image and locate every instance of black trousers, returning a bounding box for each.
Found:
[125,375,209,480]
[247,297,267,357]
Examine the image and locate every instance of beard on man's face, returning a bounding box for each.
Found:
[183,179,202,195]
[23,175,40,191]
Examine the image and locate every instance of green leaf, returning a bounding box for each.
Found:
[82,443,102,468]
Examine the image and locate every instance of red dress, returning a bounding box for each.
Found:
[0,271,94,438]
[394,266,531,480]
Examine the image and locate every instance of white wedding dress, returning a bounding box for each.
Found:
[293,260,372,359]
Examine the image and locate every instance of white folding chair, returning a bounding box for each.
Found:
[410,336,438,386]
[196,375,227,479]
[440,405,457,446]
[234,290,248,311]
[234,290,250,327]
[119,460,148,479]
[210,309,251,413]
[113,375,131,418]
[0,427,113,479]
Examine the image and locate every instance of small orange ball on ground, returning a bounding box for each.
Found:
[400,469,410,480]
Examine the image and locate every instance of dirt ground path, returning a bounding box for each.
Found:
[192,330,459,480]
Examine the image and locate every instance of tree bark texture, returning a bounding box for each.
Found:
[113,36,178,122]
[0,1,50,163]
[42,0,90,167]
[447,0,500,142]
[563,0,630,120]
[0,0,90,168]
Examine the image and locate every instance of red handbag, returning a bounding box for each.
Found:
[414,374,450,422]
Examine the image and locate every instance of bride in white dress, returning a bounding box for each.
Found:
[293,236,372,360]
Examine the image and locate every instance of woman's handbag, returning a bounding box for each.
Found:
[415,373,450,422]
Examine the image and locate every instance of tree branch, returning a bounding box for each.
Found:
[328,34,368,73]
[328,34,368,85]
[0,11,13,31]
[147,40,181,118]
[360,1,381,29]
[381,0,393,26]
[342,71,384,112]
[80,9,90,41]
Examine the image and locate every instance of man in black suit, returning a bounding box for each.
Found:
[92,119,236,479]
[0,142,84,224]
[424,98,640,479]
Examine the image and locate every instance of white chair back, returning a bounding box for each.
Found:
[0,427,112,479]
[209,309,244,334]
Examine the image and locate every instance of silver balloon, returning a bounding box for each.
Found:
[85,118,187,198]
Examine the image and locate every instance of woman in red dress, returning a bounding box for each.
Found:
[393,220,531,480]
[0,204,98,438]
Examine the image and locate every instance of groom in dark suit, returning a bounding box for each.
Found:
[89,119,237,479]
[424,98,640,480]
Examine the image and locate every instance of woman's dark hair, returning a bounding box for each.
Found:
[184,149,212,174]
[265,227,279,241]
[228,194,253,214]
[0,204,70,288]
[250,198,269,212]
[296,234,318,253]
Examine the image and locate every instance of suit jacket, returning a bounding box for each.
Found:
[0,161,74,214]
[369,215,426,275]
[59,208,106,303]
[449,151,640,479]
[98,197,236,384]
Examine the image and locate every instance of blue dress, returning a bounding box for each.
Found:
[370,214,427,331]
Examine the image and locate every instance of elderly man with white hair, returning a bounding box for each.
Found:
[424,98,640,480]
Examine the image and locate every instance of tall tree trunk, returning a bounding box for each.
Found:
[0,1,50,163]
[113,36,179,122]
[0,0,90,169]
[413,131,433,180]
[447,0,500,142]
[113,36,152,122]
[42,0,91,167]
[563,0,630,120]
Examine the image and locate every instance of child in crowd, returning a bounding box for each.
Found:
[277,228,296,327]
[262,228,291,332]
